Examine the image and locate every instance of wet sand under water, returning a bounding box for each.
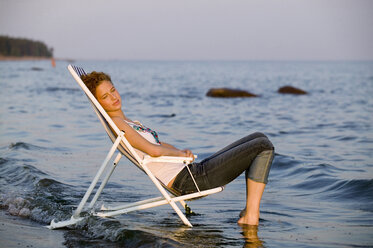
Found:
[0,211,66,248]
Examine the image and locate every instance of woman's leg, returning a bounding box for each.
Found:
[238,177,266,225]
[238,149,274,225]
[203,134,274,225]
[171,133,274,225]
[201,135,274,189]
[202,132,268,162]
[172,133,272,194]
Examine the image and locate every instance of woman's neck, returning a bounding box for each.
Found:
[107,110,134,123]
[108,109,127,120]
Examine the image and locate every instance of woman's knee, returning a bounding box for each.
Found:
[242,132,267,142]
[242,132,274,151]
[251,132,267,139]
[256,135,274,151]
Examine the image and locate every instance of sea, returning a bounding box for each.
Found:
[0,60,372,247]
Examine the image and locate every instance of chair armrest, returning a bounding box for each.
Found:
[143,155,197,164]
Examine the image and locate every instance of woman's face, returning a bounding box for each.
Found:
[95,80,122,112]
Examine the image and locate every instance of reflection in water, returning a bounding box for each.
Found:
[239,225,264,248]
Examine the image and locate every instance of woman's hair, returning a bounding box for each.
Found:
[81,71,112,96]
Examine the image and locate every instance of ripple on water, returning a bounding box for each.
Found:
[1,61,373,247]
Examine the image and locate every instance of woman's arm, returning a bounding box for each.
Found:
[112,117,193,158]
[162,142,194,159]
[161,142,177,149]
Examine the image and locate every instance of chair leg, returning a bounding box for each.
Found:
[168,200,193,227]
[89,152,122,209]
[140,163,193,227]
[73,135,122,218]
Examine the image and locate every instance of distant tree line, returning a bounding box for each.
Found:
[0,35,53,57]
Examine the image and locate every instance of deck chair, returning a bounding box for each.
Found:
[47,65,223,229]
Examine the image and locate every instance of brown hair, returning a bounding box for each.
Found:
[81,71,112,96]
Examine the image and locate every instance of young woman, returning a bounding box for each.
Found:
[81,71,274,226]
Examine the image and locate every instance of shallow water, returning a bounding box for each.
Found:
[0,60,372,247]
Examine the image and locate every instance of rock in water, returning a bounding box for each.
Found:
[278,86,307,95]
[206,88,258,98]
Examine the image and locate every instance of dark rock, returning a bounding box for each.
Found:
[31,67,43,71]
[206,88,258,98]
[278,86,307,95]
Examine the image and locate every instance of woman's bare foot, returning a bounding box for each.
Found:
[237,210,259,225]
[237,216,259,226]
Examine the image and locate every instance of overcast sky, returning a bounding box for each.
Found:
[0,0,372,60]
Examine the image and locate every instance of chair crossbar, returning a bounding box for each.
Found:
[101,196,165,211]
[99,187,223,215]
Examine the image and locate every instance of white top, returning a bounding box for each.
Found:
[125,121,160,145]
[126,120,185,186]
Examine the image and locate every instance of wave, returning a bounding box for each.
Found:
[322,178,373,203]
[0,158,46,186]
[8,142,46,151]
[271,154,373,208]
[0,154,224,247]
[147,113,176,118]
[6,141,69,153]
[64,218,184,248]
[44,87,80,93]
[0,156,74,222]
[29,87,80,96]
[0,195,31,217]
[0,155,184,247]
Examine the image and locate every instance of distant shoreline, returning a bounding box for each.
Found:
[0,55,53,61]
[0,56,75,63]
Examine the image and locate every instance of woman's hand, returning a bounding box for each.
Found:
[182,149,195,161]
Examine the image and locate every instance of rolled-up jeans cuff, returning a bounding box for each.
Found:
[247,149,274,184]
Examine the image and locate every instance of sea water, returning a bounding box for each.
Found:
[0,60,372,247]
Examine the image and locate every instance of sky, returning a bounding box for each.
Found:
[0,0,372,61]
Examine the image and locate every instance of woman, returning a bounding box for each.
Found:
[81,71,274,226]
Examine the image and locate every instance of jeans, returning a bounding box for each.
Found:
[171,132,274,195]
